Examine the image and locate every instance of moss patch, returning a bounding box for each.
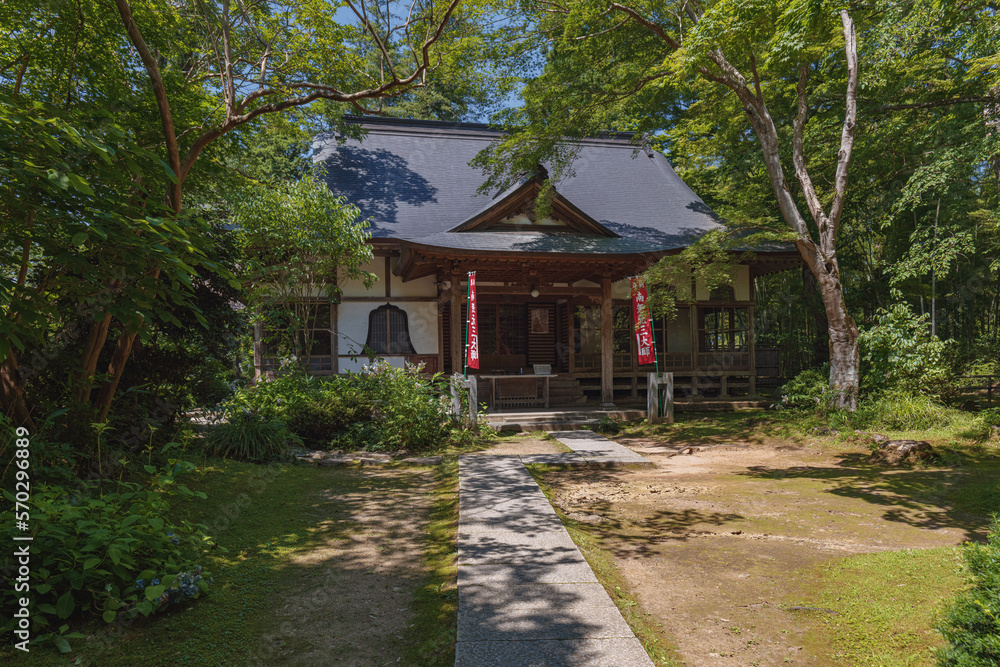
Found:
[802,547,965,666]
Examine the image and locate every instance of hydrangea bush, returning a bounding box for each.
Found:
[0,454,216,652]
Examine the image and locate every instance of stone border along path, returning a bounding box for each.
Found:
[455,432,655,666]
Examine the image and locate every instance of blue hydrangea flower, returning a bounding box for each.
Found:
[135,579,145,590]
[151,578,160,586]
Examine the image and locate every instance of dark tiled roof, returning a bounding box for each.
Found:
[312,117,724,255]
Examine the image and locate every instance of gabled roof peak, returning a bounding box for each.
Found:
[449,168,617,238]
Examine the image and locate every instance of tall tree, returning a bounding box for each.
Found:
[475,0,998,409]
[1,0,473,425]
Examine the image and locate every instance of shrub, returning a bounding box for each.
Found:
[981,408,1000,429]
[936,516,1000,666]
[851,390,967,431]
[859,298,954,398]
[780,365,830,409]
[190,358,236,407]
[282,382,368,447]
[331,360,452,452]
[0,455,215,652]
[224,361,455,452]
[448,419,499,447]
[206,412,296,461]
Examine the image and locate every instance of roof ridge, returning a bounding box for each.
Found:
[341,115,639,145]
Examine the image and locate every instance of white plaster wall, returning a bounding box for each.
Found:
[336,301,439,370]
[339,259,383,298]
[611,279,630,299]
[401,302,439,353]
[695,265,752,302]
[390,271,437,297]
[337,302,372,356]
[695,278,710,301]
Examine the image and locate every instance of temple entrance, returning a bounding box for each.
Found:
[442,300,563,374]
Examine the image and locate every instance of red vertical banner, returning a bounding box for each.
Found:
[466,271,479,370]
[632,278,655,366]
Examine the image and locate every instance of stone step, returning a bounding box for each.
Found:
[487,409,646,423]
[491,421,598,432]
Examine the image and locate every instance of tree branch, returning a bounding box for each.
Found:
[345,0,400,83]
[827,9,858,241]
[791,64,825,227]
[113,0,183,213]
[608,2,681,50]
[221,0,237,117]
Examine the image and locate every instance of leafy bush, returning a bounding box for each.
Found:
[970,408,1000,442]
[223,361,454,451]
[859,298,954,398]
[0,455,215,651]
[449,418,499,447]
[282,384,368,446]
[780,365,830,409]
[328,361,452,451]
[190,358,237,407]
[851,390,968,431]
[206,412,296,461]
[981,408,1000,429]
[936,517,1000,666]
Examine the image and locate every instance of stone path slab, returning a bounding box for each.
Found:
[545,431,653,466]
[456,454,654,666]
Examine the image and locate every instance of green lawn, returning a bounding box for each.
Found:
[4,459,459,666]
[804,547,966,666]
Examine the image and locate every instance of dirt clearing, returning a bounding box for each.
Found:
[533,435,993,666]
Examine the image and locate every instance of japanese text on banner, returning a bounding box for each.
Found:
[466,272,479,369]
[631,278,655,366]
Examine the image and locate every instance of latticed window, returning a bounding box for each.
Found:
[365,304,416,354]
[699,306,749,351]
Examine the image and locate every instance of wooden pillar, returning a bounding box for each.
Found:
[437,300,445,376]
[567,303,576,374]
[748,303,757,396]
[648,372,674,424]
[690,304,699,397]
[630,307,638,398]
[450,271,462,374]
[331,303,339,374]
[601,276,614,406]
[252,320,264,383]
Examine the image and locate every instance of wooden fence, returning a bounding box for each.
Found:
[953,375,997,409]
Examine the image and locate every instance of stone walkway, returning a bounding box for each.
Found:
[455,435,655,666]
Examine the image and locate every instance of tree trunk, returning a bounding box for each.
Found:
[0,355,33,427]
[801,266,829,365]
[94,329,138,422]
[816,266,859,411]
[73,313,113,405]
